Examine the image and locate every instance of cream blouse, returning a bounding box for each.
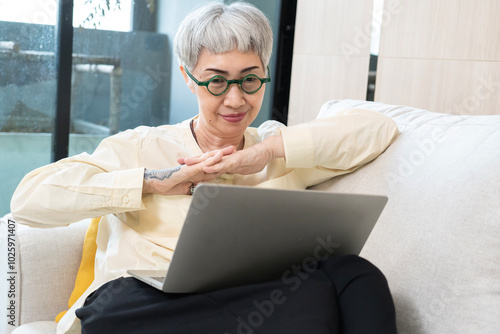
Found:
[11,108,399,333]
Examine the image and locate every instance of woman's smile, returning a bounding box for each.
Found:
[220,112,248,123]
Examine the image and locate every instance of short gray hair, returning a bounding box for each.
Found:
[174,1,273,71]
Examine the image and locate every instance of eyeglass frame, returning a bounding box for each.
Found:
[184,66,271,96]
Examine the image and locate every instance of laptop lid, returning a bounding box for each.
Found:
[157,184,387,293]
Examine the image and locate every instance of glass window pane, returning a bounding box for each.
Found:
[73,0,132,31]
[0,1,57,215]
[70,0,169,151]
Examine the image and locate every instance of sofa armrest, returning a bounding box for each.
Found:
[1,214,89,332]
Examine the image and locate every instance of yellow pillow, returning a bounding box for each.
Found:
[55,217,101,322]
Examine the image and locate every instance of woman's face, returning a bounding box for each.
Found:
[182,48,266,138]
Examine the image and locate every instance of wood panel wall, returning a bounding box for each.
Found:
[287,0,374,125]
[375,0,500,115]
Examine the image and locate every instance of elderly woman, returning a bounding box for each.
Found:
[11,2,399,334]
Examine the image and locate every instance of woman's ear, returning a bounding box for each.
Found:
[180,66,196,94]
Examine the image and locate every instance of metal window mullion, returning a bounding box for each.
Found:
[52,0,74,162]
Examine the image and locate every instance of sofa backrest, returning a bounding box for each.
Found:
[312,100,500,334]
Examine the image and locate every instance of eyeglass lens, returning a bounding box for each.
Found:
[208,75,262,95]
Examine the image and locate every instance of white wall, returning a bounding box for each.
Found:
[375,0,500,115]
[288,0,374,125]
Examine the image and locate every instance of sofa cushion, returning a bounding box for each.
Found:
[312,100,500,334]
[16,219,90,326]
[11,321,57,334]
[55,217,100,323]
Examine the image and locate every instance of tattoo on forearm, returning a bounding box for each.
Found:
[145,166,181,181]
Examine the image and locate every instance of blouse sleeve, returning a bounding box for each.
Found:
[279,108,399,187]
[10,130,146,228]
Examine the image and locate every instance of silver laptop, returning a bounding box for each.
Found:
[127,184,387,293]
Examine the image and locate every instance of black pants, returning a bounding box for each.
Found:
[76,255,397,334]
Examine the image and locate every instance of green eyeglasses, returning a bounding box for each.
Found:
[184,67,271,96]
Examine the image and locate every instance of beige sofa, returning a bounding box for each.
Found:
[2,99,500,334]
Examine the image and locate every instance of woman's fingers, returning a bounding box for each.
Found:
[179,146,236,166]
[202,145,270,175]
[204,150,224,166]
[220,145,236,155]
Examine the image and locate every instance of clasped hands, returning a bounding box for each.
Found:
[142,135,285,196]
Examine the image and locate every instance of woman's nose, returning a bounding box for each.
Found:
[223,83,245,108]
